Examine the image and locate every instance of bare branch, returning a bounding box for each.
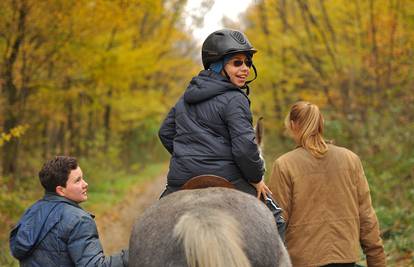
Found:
[296,0,340,74]
[318,0,337,48]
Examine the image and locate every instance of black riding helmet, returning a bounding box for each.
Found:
[202,29,258,93]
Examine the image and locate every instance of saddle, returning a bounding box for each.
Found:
[181,174,286,242]
[181,174,235,190]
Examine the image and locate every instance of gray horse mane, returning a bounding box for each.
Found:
[174,207,250,267]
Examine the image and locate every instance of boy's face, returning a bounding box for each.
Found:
[59,166,88,203]
[223,53,251,88]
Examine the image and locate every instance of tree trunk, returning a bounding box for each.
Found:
[1,1,27,178]
[103,89,112,152]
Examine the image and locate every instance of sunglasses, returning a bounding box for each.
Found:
[228,59,253,68]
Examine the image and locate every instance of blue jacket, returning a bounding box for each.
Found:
[9,193,128,267]
[159,70,265,190]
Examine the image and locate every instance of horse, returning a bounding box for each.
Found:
[128,186,291,267]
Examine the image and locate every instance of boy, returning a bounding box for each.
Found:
[10,156,128,266]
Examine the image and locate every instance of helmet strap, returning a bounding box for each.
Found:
[240,64,257,95]
[223,68,231,81]
[245,64,257,85]
[243,85,250,96]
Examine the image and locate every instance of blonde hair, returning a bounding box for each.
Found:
[173,208,251,267]
[285,101,328,158]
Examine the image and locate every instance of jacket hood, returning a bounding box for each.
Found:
[9,193,80,260]
[184,70,243,104]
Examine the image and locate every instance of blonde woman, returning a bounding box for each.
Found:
[269,101,386,267]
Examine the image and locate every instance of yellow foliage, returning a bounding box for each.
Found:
[243,0,414,132]
[0,0,198,170]
[0,125,29,147]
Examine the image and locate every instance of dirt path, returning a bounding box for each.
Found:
[95,174,166,254]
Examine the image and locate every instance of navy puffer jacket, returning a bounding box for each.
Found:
[159,70,265,189]
[10,193,128,267]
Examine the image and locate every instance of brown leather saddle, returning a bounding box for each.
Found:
[181,174,235,190]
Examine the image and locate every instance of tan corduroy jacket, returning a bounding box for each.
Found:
[269,144,386,267]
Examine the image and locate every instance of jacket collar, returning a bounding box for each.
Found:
[42,192,95,218]
[43,191,80,206]
[184,70,249,104]
[42,192,95,217]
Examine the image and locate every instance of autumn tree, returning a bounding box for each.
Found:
[0,0,199,179]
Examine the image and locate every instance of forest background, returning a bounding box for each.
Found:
[0,0,413,266]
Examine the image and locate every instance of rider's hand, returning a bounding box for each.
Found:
[250,179,273,200]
